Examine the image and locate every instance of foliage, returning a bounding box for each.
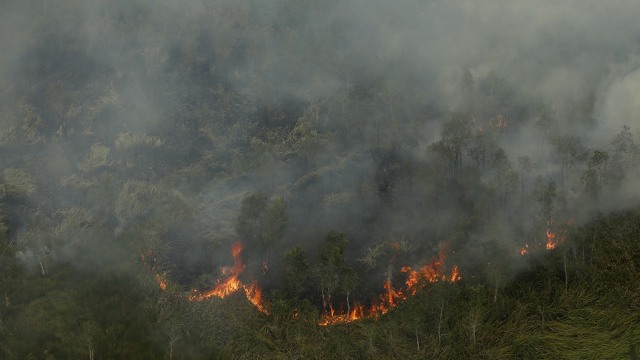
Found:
[1,1,639,358]
[1,168,37,198]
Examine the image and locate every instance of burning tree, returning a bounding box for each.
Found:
[317,232,356,318]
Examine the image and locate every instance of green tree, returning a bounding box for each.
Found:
[534,179,557,251]
[235,192,269,245]
[517,155,536,200]
[482,239,511,303]
[581,150,609,200]
[489,148,519,207]
[235,192,288,277]
[607,125,639,185]
[551,134,587,190]
[264,197,288,254]
[283,247,311,299]
[468,130,496,174]
[317,231,357,314]
[442,111,472,171]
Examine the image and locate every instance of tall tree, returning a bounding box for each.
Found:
[517,156,536,200]
[432,110,472,173]
[581,150,609,200]
[235,192,288,277]
[282,247,311,299]
[607,126,639,186]
[317,231,357,314]
[551,134,587,192]
[489,148,519,207]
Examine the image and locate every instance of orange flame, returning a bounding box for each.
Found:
[244,280,268,314]
[450,265,461,282]
[141,252,169,291]
[156,272,168,290]
[520,217,573,255]
[319,252,461,325]
[150,241,461,325]
[318,300,366,326]
[545,229,557,250]
[189,241,269,314]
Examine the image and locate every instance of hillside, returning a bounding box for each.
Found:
[1,0,640,359]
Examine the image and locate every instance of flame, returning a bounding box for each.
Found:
[141,252,169,291]
[545,228,557,250]
[318,300,366,326]
[148,240,461,326]
[319,252,461,325]
[244,280,268,314]
[450,265,461,282]
[156,272,168,290]
[520,217,573,255]
[189,241,269,314]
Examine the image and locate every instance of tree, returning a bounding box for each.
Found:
[479,72,513,118]
[536,179,557,221]
[517,156,536,200]
[468,128,498,174]
[606,126,639,186]
[441,111,472,171]
[489,148,519,207]
[534,179,557,251]
[283,247,311,299]
[263,196,288,266]
[235,192,288,277]
[235,192,269,246]
[481,239,511,303]
[317,231,357,314]
[551,135,586,190]
[581,150,608,199]
[534,102,558,170]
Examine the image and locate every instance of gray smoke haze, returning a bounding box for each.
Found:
[1,0,640,287]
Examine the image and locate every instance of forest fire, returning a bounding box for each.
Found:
[319,253,461,326]
[318,299,366,326]
[156,271,168,291]
[188,241,269,314]
[141,252,169,291]
[519,218,572,255]
[149,241,460,326]
[545,228,557,250]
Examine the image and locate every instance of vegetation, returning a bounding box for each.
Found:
[1,0,639,358]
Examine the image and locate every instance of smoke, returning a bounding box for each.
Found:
[596,63,640,142]
[1,0,640,291]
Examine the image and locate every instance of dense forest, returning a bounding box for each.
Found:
[1,0,640,358]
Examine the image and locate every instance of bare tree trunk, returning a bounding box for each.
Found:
[38,256,47,277]
[169,331,179,360]
[346,291,350,315]
[563,252,568,290]
[437,301,444,347]
[469,312,478,346]
[415,326,420,351]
